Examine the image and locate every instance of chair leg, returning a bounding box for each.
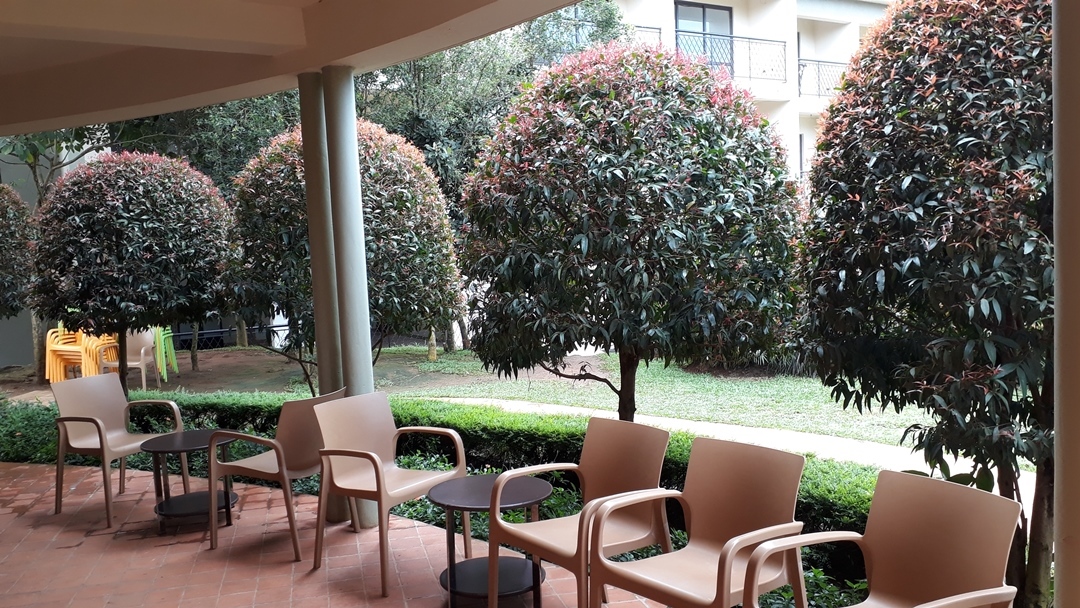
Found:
[312,475,331,570]
[786,547,809,608]
[378,503,390,597]
[101,458,114,528]
[140,365,147,391]
[347,497,360,533]
[589,578,604,608]
[179,453,191,494]
[281,478,301,562]
[118,456,126,494]
[54,442,67,515]
[208,464,219,550]
[488,533,501,608]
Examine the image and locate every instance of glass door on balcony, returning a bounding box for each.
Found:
[675,2,733,75]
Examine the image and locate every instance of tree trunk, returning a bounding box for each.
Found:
[117,329,130,397]
[443,322,456,353]
[235,319,248,347]
[457,316,471,350]
[31,316,47,383]
[999,463,1028,597]
[617,351,639,421]
[189,322,200,371]
[1020,460,1054,608]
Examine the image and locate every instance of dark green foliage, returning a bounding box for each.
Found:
[127,389,289,435]
[795,458,876,582]
[30,151,234,340]
[0,184,32,318]
[111,91,300,194]
[0,400,60,463]
[230,121,465,354]
[358,0,630,211]
[799,1,1052,604]
[462,43,795,420]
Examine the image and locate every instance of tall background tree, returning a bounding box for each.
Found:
[462,43,795,422]
[0,184,32,319]
[231,119,465,381]
[112,92,300,196]
[31,152,235,395]
[0,126,120,381]
[798,1,1052,605]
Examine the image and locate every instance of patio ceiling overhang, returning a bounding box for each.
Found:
[0,0,575,136]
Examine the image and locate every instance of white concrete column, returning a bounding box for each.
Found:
[297,72,344,394]
[1055,0,1079,602]
[321,65,375,397]
[322,64,378,528]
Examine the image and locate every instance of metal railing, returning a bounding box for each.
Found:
[798,59,846,97]
[675,30,786,81]
[633,25,662,45]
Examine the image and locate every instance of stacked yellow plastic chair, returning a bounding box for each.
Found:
[45,328,83,383]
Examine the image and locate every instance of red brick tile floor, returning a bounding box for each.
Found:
[0,463,661,608]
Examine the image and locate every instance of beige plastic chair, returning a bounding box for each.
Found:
[312,391,467,597]
[207,387,347,561]
[488,417,672,608]
[587,437,806,608]
[52,373,190,528]
[743,470,1023,608]
[100,329,159,390]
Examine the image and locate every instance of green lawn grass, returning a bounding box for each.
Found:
[393,348,933,447]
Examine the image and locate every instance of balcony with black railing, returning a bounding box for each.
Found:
[798,58,846,97]
[675,30,786,81]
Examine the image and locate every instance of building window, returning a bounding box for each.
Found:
[675,2,734,73]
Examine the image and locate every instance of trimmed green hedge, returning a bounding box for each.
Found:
[0,391,874,581]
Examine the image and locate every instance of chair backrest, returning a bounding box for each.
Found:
[126,329,155,361]
[680,437,805,543]
[51,374,129,444]
[313,391,398,463]
[861,470,1021,604]
[577,417,670,503]
[276,387,347,472]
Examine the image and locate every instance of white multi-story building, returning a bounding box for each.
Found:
[615,0,890,178]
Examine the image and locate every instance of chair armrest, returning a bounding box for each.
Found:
[915,586,1017,608]
[587,488,682,559]
[126,399,184,431]
[208,430,284,466]
[56,416,108,449]
[394,426,467,474]
[319,448,385,487]
[489,462,580,527]
[743,531,865,608]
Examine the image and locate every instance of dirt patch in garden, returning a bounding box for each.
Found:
[0,347,607,401]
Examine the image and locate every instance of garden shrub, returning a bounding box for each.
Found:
[461,42,796,422]
[31,151,234,394]
[231,120,465,354]
[800,0,1052,602]
[0,184,32,319]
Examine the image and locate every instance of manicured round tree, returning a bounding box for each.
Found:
[231,119,465,358]
[799,0,1051,604]
[0,184,32,319]
[32,151,234,394]
[462,42,795,422]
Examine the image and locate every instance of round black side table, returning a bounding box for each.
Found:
[428,473,552,607]
[141,428,238,534]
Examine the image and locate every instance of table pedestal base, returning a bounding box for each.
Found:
[439,556,545,598]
